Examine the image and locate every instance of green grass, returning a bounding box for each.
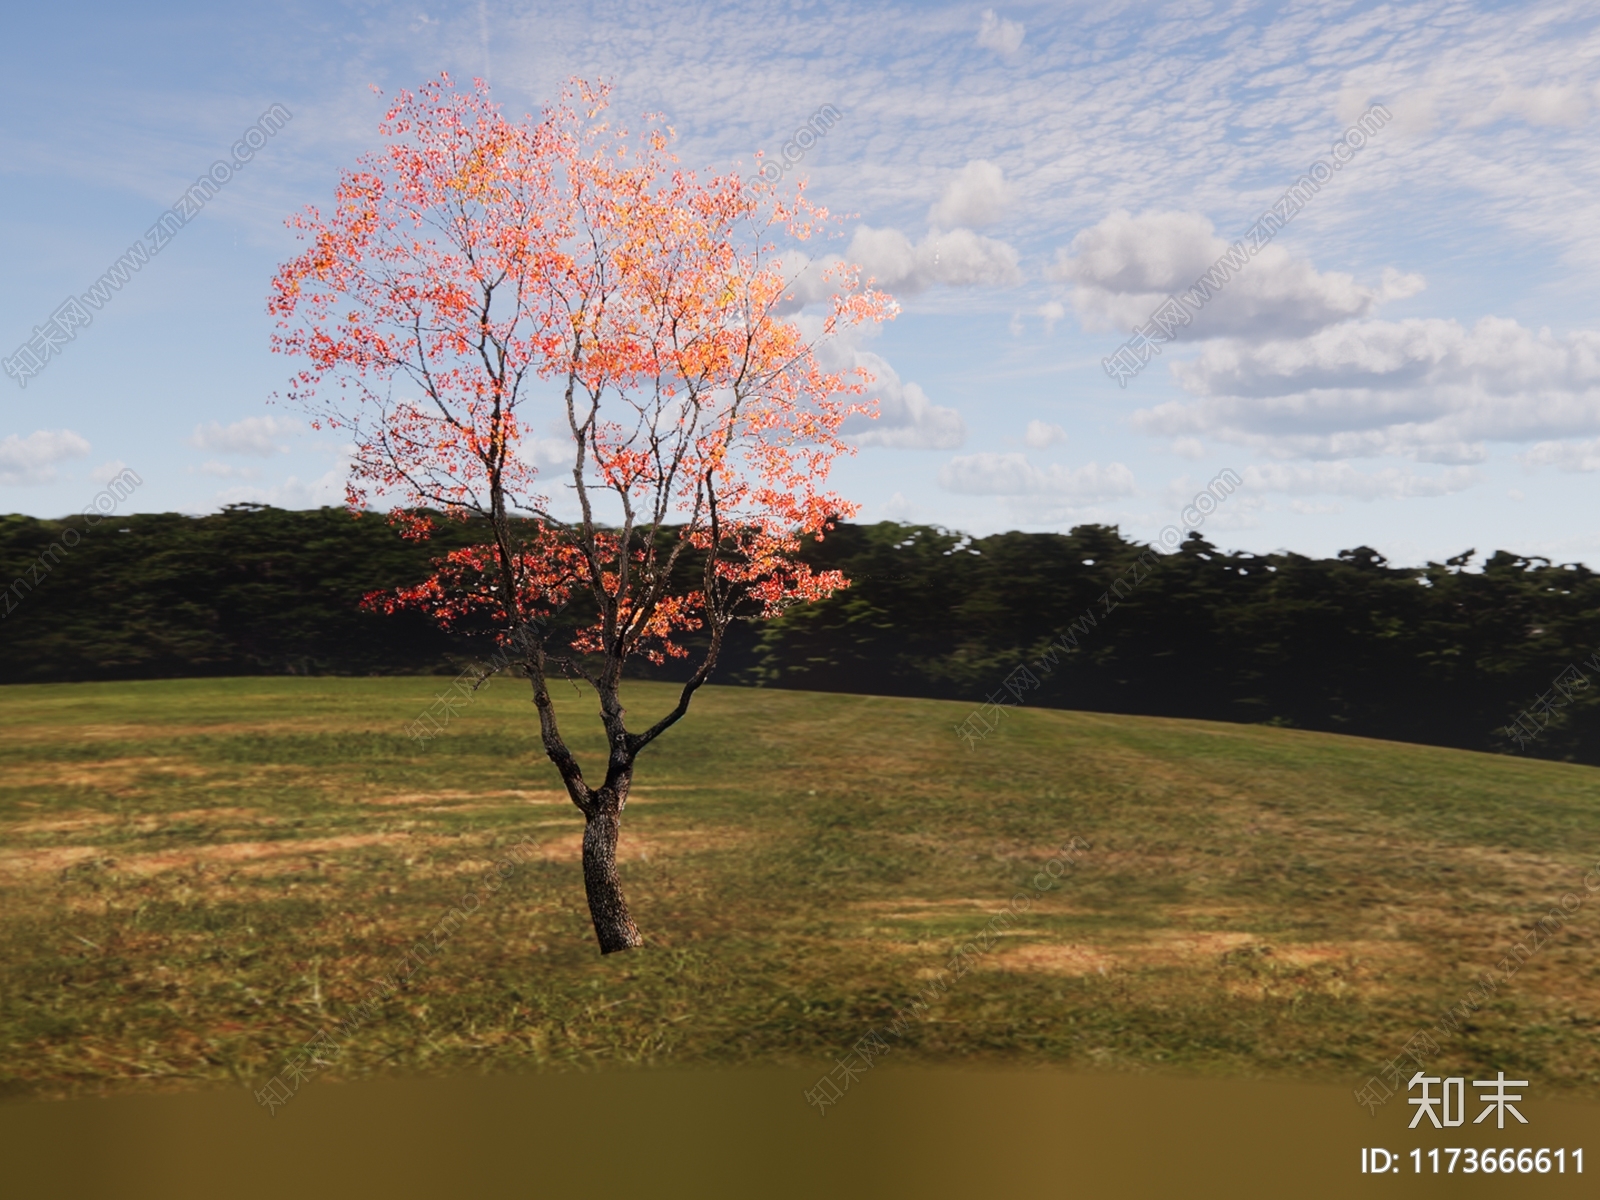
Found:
[3,676,1599,1104]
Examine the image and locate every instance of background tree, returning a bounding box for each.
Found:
[10,509,1600,761]
[269,76,894,952]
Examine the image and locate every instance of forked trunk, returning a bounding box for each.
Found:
[582,800,643,954]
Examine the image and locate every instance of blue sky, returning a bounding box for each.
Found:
[3,0,1599,566]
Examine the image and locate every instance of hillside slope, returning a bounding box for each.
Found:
[2,677,1597,1104]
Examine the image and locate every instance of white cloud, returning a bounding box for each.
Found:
[517,436,576,471]
[1143,316,1600,458]
[214,464,345,509]
[212,440,354,509]
[189,416,301,457]
[796,315,966,452]
[199,461,261,479]
[1011,301,1065,337]
[976,8,1025,55]
[1239,462,1480,500]
[1052,210,1424,341]
[848,225,1021,293]
[1023,420,1067,448]
[880,491,916,521]
[939,453,1136,500]
[1171,438,1206,460]
[1518,438,1600,472]
[0,429,91,486]
[842,351,966,449]
[781,224,1021,306]
[1476,76,1591,128]
[929,160,1012,229]
[1369,87,1439,137]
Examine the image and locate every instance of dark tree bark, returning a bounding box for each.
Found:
[581,793,643,954]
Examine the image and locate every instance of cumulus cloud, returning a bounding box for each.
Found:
[929,160,1012,229]
[938,453,1136,500]
[780,224,1021,306]
[1137,316,1600,460]
[841,350,966,449]
[189,416,300,457]
[848,225,1021,292]
[1051,209,1423,341]
[0,429,91,485]
[976,8,1025,54]
[1024,420,1067,448]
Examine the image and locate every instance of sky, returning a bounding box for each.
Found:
[3,0,1598,566]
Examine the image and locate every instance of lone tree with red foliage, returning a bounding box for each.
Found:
[270,77,894,953]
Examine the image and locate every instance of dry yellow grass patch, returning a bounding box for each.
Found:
[859,897,1017,913]
[0,832,414,881]
[855,896,1085,924]
[7,806,269,836]
[121,832,415,875]
[992,943,1118,975]
[0,845,103,880]
[7,810,127,835]
[1,756,211,793]
[0,719,371,744]
[359,787,573,807]
[988,931,1413,980]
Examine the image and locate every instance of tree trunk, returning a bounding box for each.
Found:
[582,799,643,954]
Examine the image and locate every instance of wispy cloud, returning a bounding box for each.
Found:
[939,453,1136,500]
[1518,437,1600,472]
[189,416,301,457]
[1023,420,1067,448]
[842,351,966,450]
[1239,462,1480,500]
[214,465,345,509]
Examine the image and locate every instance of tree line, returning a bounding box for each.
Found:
[2,504,1596,763]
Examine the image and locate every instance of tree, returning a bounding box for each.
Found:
[269,76,895,952]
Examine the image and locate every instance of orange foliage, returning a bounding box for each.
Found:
[270,74,895,672]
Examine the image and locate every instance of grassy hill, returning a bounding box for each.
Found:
[2,677,1598,1105]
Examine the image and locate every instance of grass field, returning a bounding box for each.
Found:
[3,676,1599,1105]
